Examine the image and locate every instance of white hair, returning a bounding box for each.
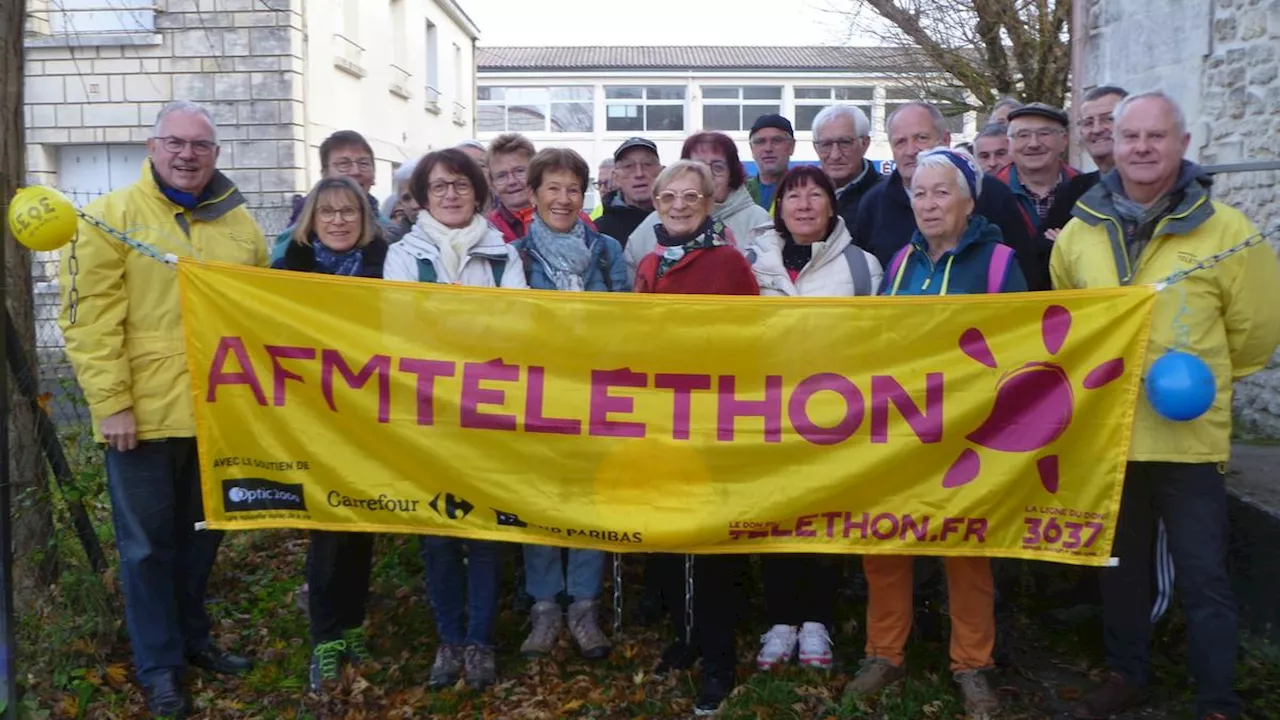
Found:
[912,146,984,201]
[812,104,871,138]
[886,101,949,140]
[392,154,425,187]
[153,100,217,141]
[1113,90,1188,136]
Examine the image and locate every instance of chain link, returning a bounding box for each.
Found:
[683,554,694,646]
[1153,231,1274,290]
[611,553,623,638]
[67,229,81,325]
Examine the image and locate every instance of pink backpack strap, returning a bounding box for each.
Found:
[987,243,1014,293]
[887,244,912,286]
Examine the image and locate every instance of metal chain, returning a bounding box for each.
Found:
[66,229,81,325]
[611,553,623,638]
[1153,230,1274,290]
[75,211,179,267]
[683,554,695,646]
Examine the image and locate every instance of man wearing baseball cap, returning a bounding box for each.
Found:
[594,137,663,247]
[746,113,795,211]
[994,102,1079,239]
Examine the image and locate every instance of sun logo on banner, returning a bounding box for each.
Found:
[942,305,1127,494]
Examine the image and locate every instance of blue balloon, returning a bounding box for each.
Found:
[1145,351,1216,422]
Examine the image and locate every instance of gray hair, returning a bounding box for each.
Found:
[598,157,615,168]
[1084,85,1129,103]
[976,123,1008,140]
[653,160,715,202]
[153,100,217,141]
[455,139,487,152]
[1112,90,1187,136]
[912,146,984,201]
[991,96,1023,114]
[886,102,948,139]
[392,154,425,187]
[812,104,871,138]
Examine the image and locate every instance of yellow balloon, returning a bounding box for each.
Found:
[8,186,78,252]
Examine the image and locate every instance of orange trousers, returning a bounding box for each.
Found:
[863,555,995,671]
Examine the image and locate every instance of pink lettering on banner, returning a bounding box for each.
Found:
[460,359,519,431]
[206,336,267,405]
[398,357,456,426]
[870,373,944,443]
[794,514,818,538]
[787,372,866,445]
[525,365,583,435]
[265,345,316,406]
[654,373,713,440]
[589,369,647,438]
[321,350,392,423]
[717,374,783,442]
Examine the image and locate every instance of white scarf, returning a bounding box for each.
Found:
[411,213,491,279]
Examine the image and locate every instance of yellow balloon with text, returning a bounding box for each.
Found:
[7,186,78,251]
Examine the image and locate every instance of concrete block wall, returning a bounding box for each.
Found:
[23,0,307,209]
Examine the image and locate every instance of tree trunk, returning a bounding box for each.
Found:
[2,0,60,611]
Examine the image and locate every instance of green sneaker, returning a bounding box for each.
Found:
[341,628,372,664]
[309,639,347,691]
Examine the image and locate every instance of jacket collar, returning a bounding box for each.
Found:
[909,214,1001,257]
[140,158,245,222]
[1074,160,1214,236]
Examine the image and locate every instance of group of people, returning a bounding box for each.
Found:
[57,87,1280,720]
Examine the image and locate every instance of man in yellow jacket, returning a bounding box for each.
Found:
[59,100,269,719]
[1051,91,1280,720]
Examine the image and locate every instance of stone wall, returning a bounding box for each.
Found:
[23,0,306,209]
[1084,0,1280,439]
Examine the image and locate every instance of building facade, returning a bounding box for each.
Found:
[476,46,978,191]
[1078,0,1280,438]
[23,0,481,228]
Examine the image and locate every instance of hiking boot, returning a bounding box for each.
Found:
[567,599,611,659]
[694,668,733,716]
[341,627,372,665]
[308,640,347,692]
[843,657,906,699]
[428,644,463,689]
[653,639,697,677]
[1070,672,1144,719]
[143,670,190,719]
[464,645,497,691]
[520,600,564,657]
[797,622,833,669]
[954,669,1000,718]
[756,624,797,670]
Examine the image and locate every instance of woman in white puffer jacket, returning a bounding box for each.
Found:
[740,165,881,676]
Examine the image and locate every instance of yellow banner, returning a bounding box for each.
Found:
[179,259,1155,566]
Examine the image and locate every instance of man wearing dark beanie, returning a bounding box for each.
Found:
[746,113,795,212]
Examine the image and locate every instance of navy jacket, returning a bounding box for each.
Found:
[834,161,884,231]
[272,236,388,278]
[880,215,1028,296]
[853,172,1050,290]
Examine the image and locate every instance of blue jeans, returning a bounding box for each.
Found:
[1101,462,1240,717]
[522,545,604,602]
[106,439,222,686]
[420,536,502,646]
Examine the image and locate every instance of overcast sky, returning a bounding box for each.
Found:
[464,0,880,46]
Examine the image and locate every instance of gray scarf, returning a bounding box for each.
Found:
[1100,171,1181,267]
[528,214,592,291]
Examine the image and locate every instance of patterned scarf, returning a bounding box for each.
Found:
[652,218,728,280]
[528,214,592,291]
[1101,171,1181,268]
[312,236,365,276]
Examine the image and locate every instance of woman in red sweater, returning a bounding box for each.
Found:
[633,160,761,295]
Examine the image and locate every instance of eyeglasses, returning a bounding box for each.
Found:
[814,138,858,155]
[156,136,218,155]
[696,160,729,177]
[1010,128,1065,143]
[655,189,704,207]
[492,167,528,185]
[317,207,360,222]
[750,135,792,148]
[1079,115,1114,131]
[331,158,374,172]
[428,180,474,197]
[616,160,660,174]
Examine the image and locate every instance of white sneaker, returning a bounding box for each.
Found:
[797,622,833,669]
[756,624,798,670]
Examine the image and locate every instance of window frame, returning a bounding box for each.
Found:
[477,85,596,133]
[792,86,876,134]
[698,85,783,133]
[603,85,687,134]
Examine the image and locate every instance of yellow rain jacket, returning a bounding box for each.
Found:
[59,160,269,441]
[1051,166,1280,462]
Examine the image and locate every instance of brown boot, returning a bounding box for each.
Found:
[954,669,1000,718]
[843,657,906,699]
[1070,673,1143,719]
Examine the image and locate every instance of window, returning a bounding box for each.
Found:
[700,86,781,132]
[45,0,155,35]
[884,86,967,134]
[477,86,594,133]
[794,87,874,132]
[425,20,440,105]
[605,86,685,132]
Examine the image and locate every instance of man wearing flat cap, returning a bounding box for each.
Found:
[746,113,795,212]
[994,103,1079,240]
[595,137,663,246]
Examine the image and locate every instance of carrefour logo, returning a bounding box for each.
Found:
[222,478,308,513]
